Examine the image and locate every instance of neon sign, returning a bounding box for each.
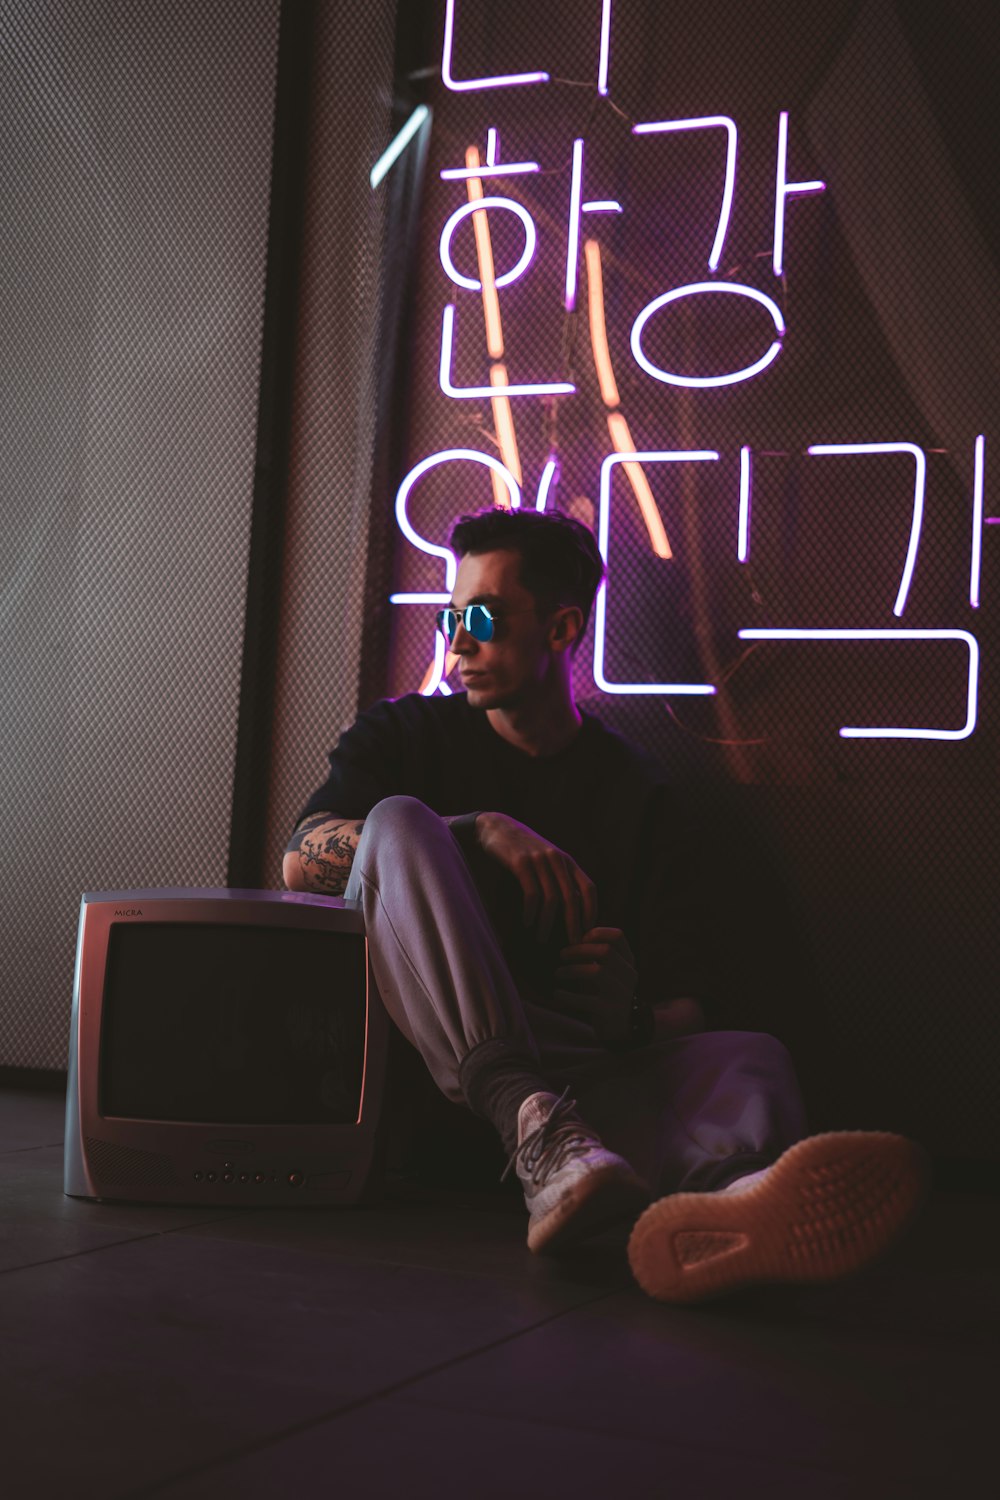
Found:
[632,116,737,272]
[630,281,786,389]
[441,0,549,89]
[737,629,979,741]
[383,3,988,742]
[596,451,719,695]
[439,196,537,289]
[773,111,826,277]
[806,443,926,617]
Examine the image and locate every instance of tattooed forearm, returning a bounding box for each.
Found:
[284,814,365,894]
[285,812,335,853]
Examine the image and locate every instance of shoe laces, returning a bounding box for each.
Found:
[500,1085,596,1187]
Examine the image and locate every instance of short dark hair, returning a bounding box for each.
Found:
[449,507,606,637]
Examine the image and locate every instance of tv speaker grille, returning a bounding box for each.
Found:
[85,1137,179,1188]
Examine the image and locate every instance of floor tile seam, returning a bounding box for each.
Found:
[172,1222,629,1289]
[0,1215,244,1277]
[0,1141,65,1155]
[169,1209,630,1283]
[117,1289,622,1500]
[0,1203,629,1294]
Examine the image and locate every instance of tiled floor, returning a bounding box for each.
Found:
[1,1085,995,1499]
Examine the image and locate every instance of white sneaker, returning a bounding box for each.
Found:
[628,1130,931,1303]
[502,1087,650,1255]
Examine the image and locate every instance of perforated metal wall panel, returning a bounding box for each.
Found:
[0,0,280,1066]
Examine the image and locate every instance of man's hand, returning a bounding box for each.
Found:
[475,812,598,945]
[553,927,638,1042]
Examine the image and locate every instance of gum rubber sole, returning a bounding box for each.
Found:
[627,1131,932,1304]
[528,1168,651,1256]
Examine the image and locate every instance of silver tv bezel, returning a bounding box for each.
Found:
[64,888,388,1208]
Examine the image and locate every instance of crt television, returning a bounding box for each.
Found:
[64,888,388,1208]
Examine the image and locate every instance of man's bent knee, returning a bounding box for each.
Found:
[364,795,440,841]
[357,796,454,871]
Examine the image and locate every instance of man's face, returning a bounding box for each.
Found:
[448,548,559,710]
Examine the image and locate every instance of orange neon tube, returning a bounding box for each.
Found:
[585,238,671,559]
[465,145,521,499]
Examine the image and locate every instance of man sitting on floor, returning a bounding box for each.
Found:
[283,505,929,1304]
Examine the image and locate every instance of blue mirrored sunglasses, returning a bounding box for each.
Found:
[436,604,495,643]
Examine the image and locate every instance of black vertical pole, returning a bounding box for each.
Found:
[356,4,437,712]
[227,1,317,889]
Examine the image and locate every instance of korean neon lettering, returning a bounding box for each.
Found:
[737,446,752,562]
[439,304,576,398]
[632,116,738,272]
[737,629,979,741]
[595,451,720,695]
[565,140,585,311]
[598,0,613,94]
[439,196,537,290]
[807,443,925,617]
[441,0,549,90]
[970,434,985,609]
[773,112,825,276]
[631,282,786,389]
[394,448,522,590]
[535,457,559,511]
[439,128,539,180]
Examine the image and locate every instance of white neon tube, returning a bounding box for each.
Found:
[395,450,522,600]
[772,111,825,276]
[442,0,549,90]
[370,105,430,190]
[737,628,979,740]
[738,445,751,562]
[633,116,737,271]
[631,282,785,389]
[439,196,536,290]
[439,305,575,398]
[440,161,540,180]
[389,592,451,604]
[598,0,613,95]
[535,457,559,511]
[421,632,448,696]
[808,442,925,617]
[970,434,985,609]
[593,451,719,695]
[565,139,584,311]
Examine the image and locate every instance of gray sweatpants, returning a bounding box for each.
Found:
[345,795,809,1196]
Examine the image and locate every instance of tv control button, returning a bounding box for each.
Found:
[206,1171,217,1183]
[193,1171,203,1181]
[288,1171,305,1187]
[254,1173,266,1184]
[239,1172,250,1184]
[223,1173,234,1184]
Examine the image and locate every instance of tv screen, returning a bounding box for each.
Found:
[100,922,367,1126]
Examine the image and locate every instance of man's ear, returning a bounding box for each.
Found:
[549,605,584,654]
